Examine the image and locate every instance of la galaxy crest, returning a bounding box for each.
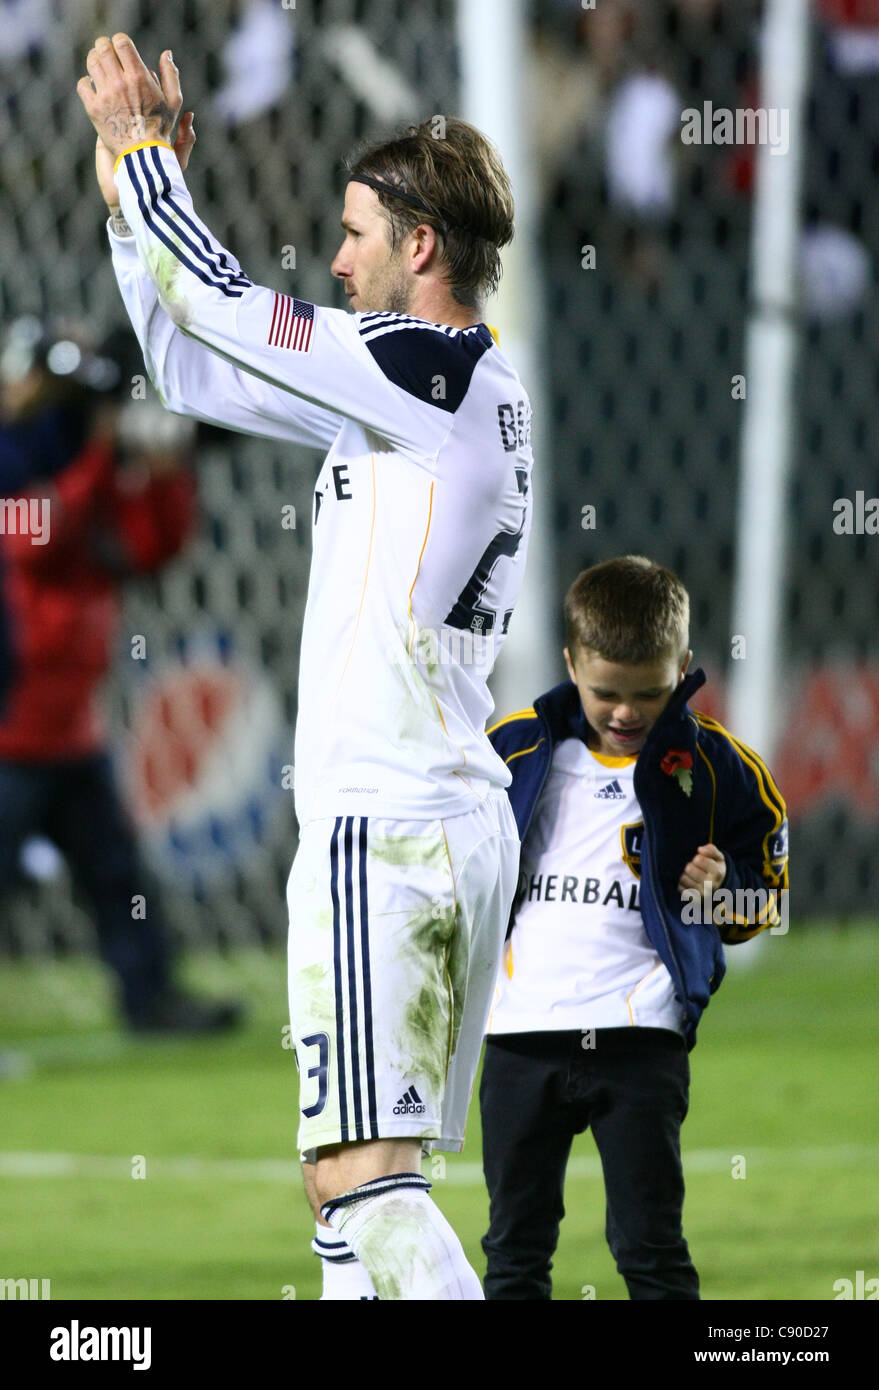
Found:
[765,818,789,885]
[621,821,643,879]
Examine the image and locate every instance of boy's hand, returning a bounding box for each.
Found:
[677,844,727,896]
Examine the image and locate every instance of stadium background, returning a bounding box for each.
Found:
[1,0,877,1302]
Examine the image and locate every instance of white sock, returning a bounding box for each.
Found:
[321,1173,484,1301]
[312,1222,378,1300]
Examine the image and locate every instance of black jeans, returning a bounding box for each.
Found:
[480,1027,700,1300]
[0,751,171,1023]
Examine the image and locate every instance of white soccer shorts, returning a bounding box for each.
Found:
[287,790,520,1155]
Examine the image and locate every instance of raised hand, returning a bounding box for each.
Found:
[77,33,182,160]
[95,112,195,213]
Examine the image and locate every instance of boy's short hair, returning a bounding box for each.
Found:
[564,556,690,665]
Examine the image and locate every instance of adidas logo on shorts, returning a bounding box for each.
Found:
[393,1085,426,1115]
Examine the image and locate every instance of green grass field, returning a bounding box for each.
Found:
[1,926,877,1301]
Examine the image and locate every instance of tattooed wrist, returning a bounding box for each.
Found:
[103,100,175,148]
[108,209,133,237]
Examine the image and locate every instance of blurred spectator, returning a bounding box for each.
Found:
[0,317,243,1033]
[530,0,650,187]
[819,0,879,74]
[0,0,141,67]
[604,69,681,219]
[534,0,770,286]
[0,0,50,66]
[532,0,682,287]
[799,222,871,319]
[213,0,296,126]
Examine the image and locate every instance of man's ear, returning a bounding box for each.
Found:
[678,649,693,682]
[563,646,576,683]
[409,222,441,274]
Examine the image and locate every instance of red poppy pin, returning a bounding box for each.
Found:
[661,748,694,797]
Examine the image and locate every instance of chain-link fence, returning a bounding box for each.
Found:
[538,0,879,919]
[0,0,458,953]
[1,0,876,961]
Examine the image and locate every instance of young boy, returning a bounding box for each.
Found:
[480,555,789,1300]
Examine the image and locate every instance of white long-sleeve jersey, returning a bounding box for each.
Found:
[110,141,533,826]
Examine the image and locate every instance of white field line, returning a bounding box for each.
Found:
[0,1145,877,1187]
[0,1031,259,1067]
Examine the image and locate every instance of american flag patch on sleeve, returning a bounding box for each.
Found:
[267,293,315,353]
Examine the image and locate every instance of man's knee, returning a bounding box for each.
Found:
[300,1157,323,1221]
[310,1137,423,1210]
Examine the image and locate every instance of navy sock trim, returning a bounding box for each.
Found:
[320,1171,432,1223]
[312,1246,357,1264]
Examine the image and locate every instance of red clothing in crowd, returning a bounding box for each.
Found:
[0,437,195,760]
[818,1,879,23]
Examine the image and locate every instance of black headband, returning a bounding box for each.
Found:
[347,172,477,236]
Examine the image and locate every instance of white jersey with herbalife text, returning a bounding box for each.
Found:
[110,143,532,825]
[489,739,685,1035]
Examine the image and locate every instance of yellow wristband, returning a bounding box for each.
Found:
[113,139,174,174]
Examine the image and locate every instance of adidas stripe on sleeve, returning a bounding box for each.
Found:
[109,228,344,449]
[112,143,450,455]
[111,141,534,830]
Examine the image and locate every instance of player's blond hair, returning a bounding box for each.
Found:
[345,117,514,308]
[564,556,690,665]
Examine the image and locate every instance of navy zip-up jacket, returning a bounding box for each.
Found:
[488,669,789,1049]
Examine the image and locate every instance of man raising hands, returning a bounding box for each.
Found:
[78,35,532,1300]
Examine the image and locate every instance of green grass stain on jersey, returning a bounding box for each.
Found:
[297,961,330,998]
[145,239,191,326]
[374,1268,403,1301]
[401,617,441,679]
[295,906,334,934]
[364,824,462,1105]
[414,628,440,678]
[348,1196,430,1300]
[396,897,461,1096]
[404,983,446,1096]
[387,622,447,742]
[291,915,334,1025]
[442,907,469,1060]
[367,831,448,870]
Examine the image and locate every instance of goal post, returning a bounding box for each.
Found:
[728,0,811,762]
[457,0,559,715]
